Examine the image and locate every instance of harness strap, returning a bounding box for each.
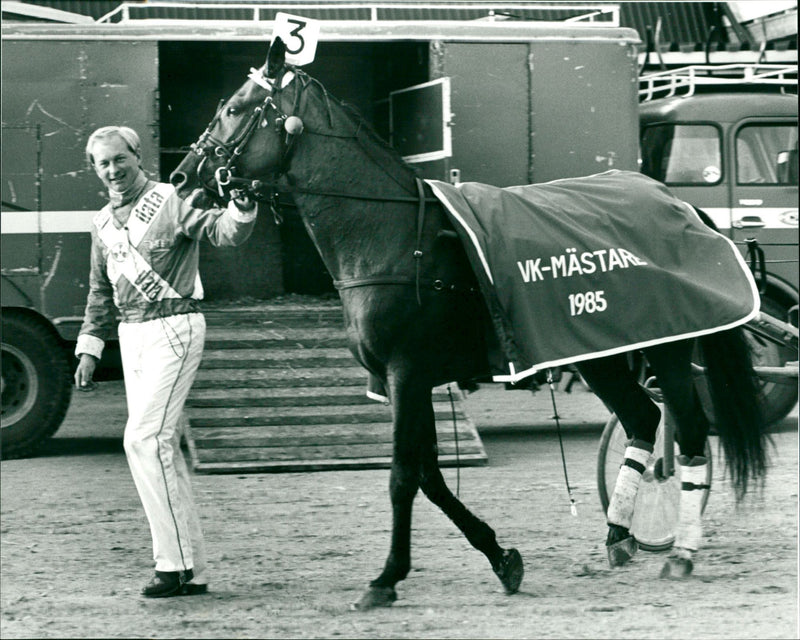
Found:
[334,275,415,289]
[333,275,478,293]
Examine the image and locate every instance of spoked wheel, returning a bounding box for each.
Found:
[597,410,713,551]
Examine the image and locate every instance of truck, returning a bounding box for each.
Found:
[638,63,798,423]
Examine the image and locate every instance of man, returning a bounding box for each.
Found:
[74,126,257,598]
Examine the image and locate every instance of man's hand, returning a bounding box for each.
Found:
[74,353,98,391]
[232,193,255,212]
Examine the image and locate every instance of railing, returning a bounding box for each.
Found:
[96,1,620,26]
[639,63,798,101]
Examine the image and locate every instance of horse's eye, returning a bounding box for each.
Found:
[227,106,239,116]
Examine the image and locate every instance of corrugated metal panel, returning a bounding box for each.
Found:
[14,0,123,20]
[8,1,617,24]
[620,1,719,49]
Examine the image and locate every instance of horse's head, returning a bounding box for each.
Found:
[170,38,304,207]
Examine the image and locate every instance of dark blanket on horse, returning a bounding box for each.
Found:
[427,170,759,383]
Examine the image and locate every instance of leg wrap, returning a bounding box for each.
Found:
[673,455,708,552]
[607,440,654,528]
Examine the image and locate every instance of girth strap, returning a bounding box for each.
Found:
[333,275,478,293]
[331,178,478,296]
[334,275,416,289]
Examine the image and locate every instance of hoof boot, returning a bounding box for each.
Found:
[352,586,397,610]
[493,548,524,594]
[607,535,638,568]
[660,555,694,579]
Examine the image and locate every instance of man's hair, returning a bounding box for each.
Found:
[85,126,141,166]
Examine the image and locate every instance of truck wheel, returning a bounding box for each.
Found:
[749,295,798,426]
[1,314,73,459]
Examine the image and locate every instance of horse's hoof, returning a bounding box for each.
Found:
[493,548,524,594]
[352,586,397,610]
[659,555,694,580]
[606,535,638,568]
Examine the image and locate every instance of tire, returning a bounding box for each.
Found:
[597,410,712,552]
[691,295,797,428]
[1,314,73,459]
[747,295,799,426]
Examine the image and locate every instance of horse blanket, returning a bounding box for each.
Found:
[428,170,760,383]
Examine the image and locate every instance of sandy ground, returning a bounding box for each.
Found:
[1,380,797,639]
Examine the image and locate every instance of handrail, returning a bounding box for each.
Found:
[639,63,798,101]
[96,1,620,25]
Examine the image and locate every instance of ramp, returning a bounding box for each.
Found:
[184,300,488,473]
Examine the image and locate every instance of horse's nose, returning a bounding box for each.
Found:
[170,170,187,189]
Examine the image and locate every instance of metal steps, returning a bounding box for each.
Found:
[185,300,487,473]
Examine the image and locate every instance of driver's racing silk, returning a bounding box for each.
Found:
[97,183,192,305]
[428,170,760,383]
[76,181,257,360]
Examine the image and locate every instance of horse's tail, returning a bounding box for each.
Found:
[699,326,769,500]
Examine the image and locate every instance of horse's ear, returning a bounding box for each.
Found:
[266,37,287,79]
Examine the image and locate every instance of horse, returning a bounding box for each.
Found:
[170,38,769,608]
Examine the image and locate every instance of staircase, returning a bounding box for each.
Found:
[184,300,488,473]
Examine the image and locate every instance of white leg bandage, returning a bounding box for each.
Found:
[607,441,653,528]
[673,455,708,552]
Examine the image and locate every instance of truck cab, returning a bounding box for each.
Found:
[639,64,798,318]
[638,63,798,422]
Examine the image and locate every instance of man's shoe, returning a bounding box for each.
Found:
[181,582,208,596]
[141,570,187,598]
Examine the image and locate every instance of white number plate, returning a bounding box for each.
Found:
[272,13,320,67]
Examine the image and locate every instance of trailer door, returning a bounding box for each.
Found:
[390,77,452,165]
[433,43,531,187]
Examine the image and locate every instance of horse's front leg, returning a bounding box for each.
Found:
[419,446,523,595]
[353,374,426,610]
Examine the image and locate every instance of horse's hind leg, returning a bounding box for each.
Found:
[419,443,523,595]
[577,354,661,567]
[644,341,711,579]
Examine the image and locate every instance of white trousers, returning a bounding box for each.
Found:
[119,312,207,580]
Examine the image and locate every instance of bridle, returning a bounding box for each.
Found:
[188,67,300,201]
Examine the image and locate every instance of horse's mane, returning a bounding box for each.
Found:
[291,69,419,189]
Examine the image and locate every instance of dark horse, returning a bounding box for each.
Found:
[171,39,768,608]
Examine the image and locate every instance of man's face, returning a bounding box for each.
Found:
[90,134,140,193]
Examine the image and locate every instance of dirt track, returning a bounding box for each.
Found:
[1,381,797,639]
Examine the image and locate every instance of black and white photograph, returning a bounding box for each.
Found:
[1,1,797,638]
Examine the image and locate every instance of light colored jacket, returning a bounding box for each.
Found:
[76,180,257,359]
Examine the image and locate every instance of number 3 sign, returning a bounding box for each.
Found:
[272,13,320,67]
